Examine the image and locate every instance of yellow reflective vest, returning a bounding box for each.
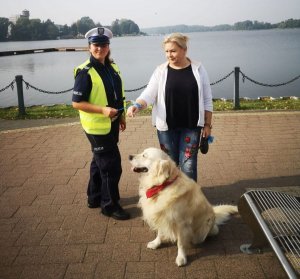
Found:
[74,60,125,135]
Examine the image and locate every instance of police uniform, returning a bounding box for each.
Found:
[72,27,129,220]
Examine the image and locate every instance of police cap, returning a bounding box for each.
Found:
[85,27,113,44]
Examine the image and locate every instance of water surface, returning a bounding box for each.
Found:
[0,29,299,107]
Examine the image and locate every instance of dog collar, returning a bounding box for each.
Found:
[146,175,178,198]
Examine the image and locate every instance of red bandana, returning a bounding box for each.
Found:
[146,176,178,198]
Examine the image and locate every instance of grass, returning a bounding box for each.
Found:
[213,98,300,111]
[0,104,78,120]
[0,99,299,120]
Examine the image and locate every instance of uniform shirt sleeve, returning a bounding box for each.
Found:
[72,70,92,102]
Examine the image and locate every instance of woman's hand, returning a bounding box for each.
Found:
[126,105,139,117]
[202,126,211,138]
[126,100,146,117]
[203,110,212,138]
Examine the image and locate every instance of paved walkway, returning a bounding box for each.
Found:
[0,111,299,279]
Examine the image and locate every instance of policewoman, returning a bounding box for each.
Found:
[72,27,130,220]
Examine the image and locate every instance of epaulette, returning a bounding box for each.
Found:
[75,63,92,77]
[82,63,92,70]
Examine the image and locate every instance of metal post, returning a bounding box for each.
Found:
[234,67,240,109]
[15,75,26,116]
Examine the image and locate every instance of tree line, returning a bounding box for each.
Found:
[0,16,141,42]
[0,16,299,42]
[141,18,300,34]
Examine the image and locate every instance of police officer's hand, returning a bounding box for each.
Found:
[119,116,126,132]
[102,107,118,118]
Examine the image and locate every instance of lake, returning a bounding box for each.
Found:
[0,29,299,107]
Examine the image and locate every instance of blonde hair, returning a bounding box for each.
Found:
[163,33,189,50]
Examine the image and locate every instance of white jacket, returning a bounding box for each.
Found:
[138,60,213,131]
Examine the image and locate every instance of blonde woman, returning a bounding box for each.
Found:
[127,33,213,182]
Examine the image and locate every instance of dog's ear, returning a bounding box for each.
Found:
[150,159,172,183]
[157,159,171,180]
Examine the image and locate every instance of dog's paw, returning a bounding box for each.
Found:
[176,255,187,267]
[147,240,160,249]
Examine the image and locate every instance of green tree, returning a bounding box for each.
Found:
[59,24,70,36]
[43,19,59,40]
[118,19,140,35]
[128,20,140,34]
[70,23,78,37]
[11,17,31,40]
[58,24,73,39]
[77,16,96,35]
[111,19,121,36]
[234,20,253,30]
[0,17,9,41]
[277,18,300,28]
[29,19,44,40]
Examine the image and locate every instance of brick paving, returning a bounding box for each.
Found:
[0,111,299,279]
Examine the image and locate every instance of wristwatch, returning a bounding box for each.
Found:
[133,102,143,110]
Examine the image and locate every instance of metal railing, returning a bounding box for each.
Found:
[1,67,299,115]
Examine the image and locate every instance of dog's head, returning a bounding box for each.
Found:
[129,147,169,173]
[129,147,178,186]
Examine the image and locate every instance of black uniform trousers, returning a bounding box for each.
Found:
[87,146,121,208]
[85,121,122,209]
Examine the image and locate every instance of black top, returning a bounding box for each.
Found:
[165,65,199,129]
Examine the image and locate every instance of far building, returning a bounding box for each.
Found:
[8,9,30,37]
[9,9,30,24]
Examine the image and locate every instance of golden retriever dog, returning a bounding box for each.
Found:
[129,147,238,266]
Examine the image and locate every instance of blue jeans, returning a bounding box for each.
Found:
[157,127,202,182]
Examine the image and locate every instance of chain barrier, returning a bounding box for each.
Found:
[125,71,235,90]
[0,70,299,95]
[210,71,234,85]
[0,80,15,93]
[23,78,73,94]
[125,84,147,92]
[239,70,300,87]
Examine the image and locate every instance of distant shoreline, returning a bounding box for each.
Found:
[1,19,299,42]
[1,27,299,42]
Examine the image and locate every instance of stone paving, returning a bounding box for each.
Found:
[0,111,299,279]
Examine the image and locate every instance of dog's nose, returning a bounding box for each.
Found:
[128,155,134,161]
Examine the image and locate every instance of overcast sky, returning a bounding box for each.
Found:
[1,0,300,28]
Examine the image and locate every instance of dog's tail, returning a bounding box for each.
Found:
[213,205,238,226]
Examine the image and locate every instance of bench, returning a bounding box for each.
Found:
[238,190,300,279]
